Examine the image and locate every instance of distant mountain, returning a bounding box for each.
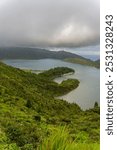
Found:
[0,47,83,60]
[0,47,100,68]
[95,59,100,63]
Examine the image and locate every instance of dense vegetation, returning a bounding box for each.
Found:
[0,62,100,149]
[39,67,75,80]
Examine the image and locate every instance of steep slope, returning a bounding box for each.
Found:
[0,62,100,149]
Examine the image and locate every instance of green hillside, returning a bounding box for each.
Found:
[0,62,100,150]
[64,58,100,68]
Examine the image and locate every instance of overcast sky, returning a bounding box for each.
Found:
[0,0,100,48]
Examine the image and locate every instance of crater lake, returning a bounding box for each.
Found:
[3,59,100,110]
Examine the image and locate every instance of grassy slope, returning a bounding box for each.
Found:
[64,58,100,68]
[0,62,100,149]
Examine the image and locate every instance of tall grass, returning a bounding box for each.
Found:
[39,126,100,150]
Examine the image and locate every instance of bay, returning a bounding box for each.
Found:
[3,59,100,110]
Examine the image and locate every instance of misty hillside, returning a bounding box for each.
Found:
[0,47,84,60]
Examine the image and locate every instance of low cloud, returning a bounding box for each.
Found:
[0,0,100,47]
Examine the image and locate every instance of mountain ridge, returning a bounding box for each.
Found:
[0,47,83,60]
[0,47,100,68]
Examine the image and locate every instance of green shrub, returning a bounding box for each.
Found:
[39,127,100,150]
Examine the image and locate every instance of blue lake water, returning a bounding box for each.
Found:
[3,59,100,110]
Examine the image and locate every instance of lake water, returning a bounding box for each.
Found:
[3,59,100,110]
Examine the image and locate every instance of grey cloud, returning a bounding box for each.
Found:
[0,0,100,47]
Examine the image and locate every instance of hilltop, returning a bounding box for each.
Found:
[0,62,100,149]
